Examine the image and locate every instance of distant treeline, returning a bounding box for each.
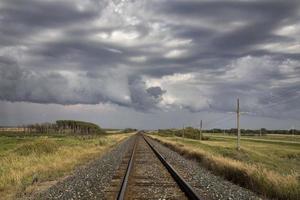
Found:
[157,127,299,139]
[158,127,203,139]
[204,128,299,135]
[17,120,106,135]
[122,128,138,133]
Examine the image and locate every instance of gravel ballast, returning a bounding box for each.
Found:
[149,137,266,200]
[35,136,135,200]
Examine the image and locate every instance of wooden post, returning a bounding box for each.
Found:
[173,128,175,137]
[237,98,241,150]
[260,128,262,136]
[292,126,295,137]
[199,120,202,140]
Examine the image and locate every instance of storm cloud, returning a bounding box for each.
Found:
[0,0,300,126]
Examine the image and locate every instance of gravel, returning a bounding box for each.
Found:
[149,137,267,200]
[35,136,135,200]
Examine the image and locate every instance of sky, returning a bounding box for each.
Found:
[0,0,299,129]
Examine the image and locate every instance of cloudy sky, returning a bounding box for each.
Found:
[0,0,299,129]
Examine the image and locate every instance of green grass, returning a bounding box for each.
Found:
[0,133,132,200]
[151,133,300,200]
[249,134,300,142]
[210,133,300,144]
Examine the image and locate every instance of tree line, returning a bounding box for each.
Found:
[157,127,299,139]
[205,128,299,135]
[22,120,105,135]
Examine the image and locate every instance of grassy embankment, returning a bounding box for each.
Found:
[150,133,300,200]
[0,132,133,200]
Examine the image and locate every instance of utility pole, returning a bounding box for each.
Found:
[173,128,175,137]
[199,120,202,140]
[260,128,262,137]
[237,98,241,150]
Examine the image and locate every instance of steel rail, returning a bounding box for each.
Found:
[143,135,202,200]
[116,137,137,200]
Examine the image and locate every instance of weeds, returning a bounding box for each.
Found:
[98,138,108,146]
[14,140,60,156]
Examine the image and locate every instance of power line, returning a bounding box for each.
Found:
[205,115,235,128]
[205,113,234,126]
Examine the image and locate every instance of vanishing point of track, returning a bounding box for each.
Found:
[105,133,201,200]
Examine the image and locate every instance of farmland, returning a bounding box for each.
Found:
[150,132,300,199]
[0,132,133,200]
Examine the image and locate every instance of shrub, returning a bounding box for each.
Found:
[14,140,59,156]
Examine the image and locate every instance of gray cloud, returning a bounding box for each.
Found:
[146,86,166,99]
[128,77,165,111]
[156,0,300,60]
[0,0,300,123]
[0,0,102,46]
[0,57,126,105]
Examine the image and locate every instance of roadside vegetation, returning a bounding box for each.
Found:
[151,129,300,200]
[157,128,209,140]
[0,130,133,200]
[122,128,138,133]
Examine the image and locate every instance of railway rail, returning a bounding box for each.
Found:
[105,133,201,200]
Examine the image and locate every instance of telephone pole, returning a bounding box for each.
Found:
[237,98,241,150]
[260,128,262,137]
[173,128,175,137]
[199,120,202,140]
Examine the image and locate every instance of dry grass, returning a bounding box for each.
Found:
[150,135,300,200]
[0,133,132,200]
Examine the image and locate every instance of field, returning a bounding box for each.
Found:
[150,132,300,200]
[0,132,132,200]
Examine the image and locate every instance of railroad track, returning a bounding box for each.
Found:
[105,133,201,200]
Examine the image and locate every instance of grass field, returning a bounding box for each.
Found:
[150,133,300,200]
[0,132,133,200]
[208,133,300,144]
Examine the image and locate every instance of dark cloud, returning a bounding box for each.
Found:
[0,57,127,106]
[0,57,69,104]
[128,77,165,111]
[0,0,103,46]
[0,0,299,122]
[1,0,97,27]
[29,39,127,70]
[159,1,298,20]
[213,23,292,52]
[157,0,300,58]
